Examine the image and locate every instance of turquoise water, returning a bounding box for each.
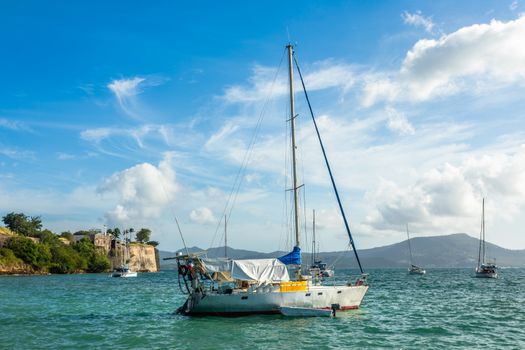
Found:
[1,268,524,349]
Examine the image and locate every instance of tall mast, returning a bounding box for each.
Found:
[224,215,228,259]
[406,224,413,267]
[477,199,483,268]
[482,198,485,264]
[312,209,316,266]
[287,43,300,249]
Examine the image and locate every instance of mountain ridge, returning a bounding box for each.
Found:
[159,233,525,268]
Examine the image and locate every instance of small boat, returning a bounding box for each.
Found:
[308,210,335,279]
[475,198,498,278]
[111,267,138,278]
[280,306,334,317]
[406,224,425,275]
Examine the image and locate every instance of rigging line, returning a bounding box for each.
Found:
[157,176,190,255]
[293,54,365,274]
[331,243,352,269]
[208,47,287,249]
[212,47,286,248]
[279,104,291,252]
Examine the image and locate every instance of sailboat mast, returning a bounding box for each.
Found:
[287,43,300,249]
[312,209,316,265]
[224,215,227,259]
[482,198,485,264]
[406,224,413,267]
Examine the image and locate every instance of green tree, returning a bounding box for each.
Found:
[7,236,51,268]
[73,237,110,273]
[135,228,151,243]
[37,229,59,244]
[60,231,74,242]
[49,244,84,273]
[89,252,111,272]
[2,212,42,236]
[0,247,23,266]
[146,241,159,247]
[112,228,121,239]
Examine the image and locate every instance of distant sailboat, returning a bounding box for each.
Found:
[111,230,137,278]
[406,224,425,275]
[309,210,334,278]
[475,198,498,278]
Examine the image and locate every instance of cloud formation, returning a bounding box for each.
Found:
[107,76,156,119]
[402,10,435,33]
[189,207,216,225]
[385,107,415,135]
[364,146,525,233]
[98,153,178,227]
[364,15,525,105]
[223,61,356,103]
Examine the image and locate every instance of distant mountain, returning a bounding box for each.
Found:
[159,233,525,269]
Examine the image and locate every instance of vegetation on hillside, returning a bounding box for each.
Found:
[0,212,159,274]
[0,212,111,273]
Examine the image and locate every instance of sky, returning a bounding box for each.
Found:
[1,1,524,253]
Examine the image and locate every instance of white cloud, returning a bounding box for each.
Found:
[510,0,518,11]
[107,76,159,119]
[57,152,76,160]
[98,152,178,227]
[204,122,240,150]
[80,127,113,143]
[80,124,191,152]
[0,118,28,131]
[402,10,435,33]
[108,77,145,101]
[364,146,525,233]
[0,146,34,160]
[385,107,415,135]
[363,15,525,105]
[223,61,356,104]
[189,207,216,225]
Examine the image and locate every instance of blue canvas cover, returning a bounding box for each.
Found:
[278,246,302,265]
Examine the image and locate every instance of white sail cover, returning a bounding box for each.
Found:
[231,259,290,283]
[202,258,232,273]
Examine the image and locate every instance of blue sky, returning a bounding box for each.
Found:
[1,1,524,253]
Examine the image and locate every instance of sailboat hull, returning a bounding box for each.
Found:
[181,285,368,316]
[475,272,497,278]
[475,267,498,278]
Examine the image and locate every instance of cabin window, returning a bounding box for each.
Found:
[318,292,323,295]
[305,293,311,296]
[241,296,248,300]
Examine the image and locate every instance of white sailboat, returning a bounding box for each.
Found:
[475,198,498,278]
[173,44,368,316]
[111,230,137,278]
[308,210,334,278]
[406,224,425,275]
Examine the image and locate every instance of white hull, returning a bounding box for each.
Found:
[111,271,138,278]
[181,284,368,316]
[475,270,497,279]
[408,268,426,275]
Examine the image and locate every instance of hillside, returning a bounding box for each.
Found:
[160,233,525,269]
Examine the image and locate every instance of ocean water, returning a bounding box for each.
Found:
[1,268,524,349]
